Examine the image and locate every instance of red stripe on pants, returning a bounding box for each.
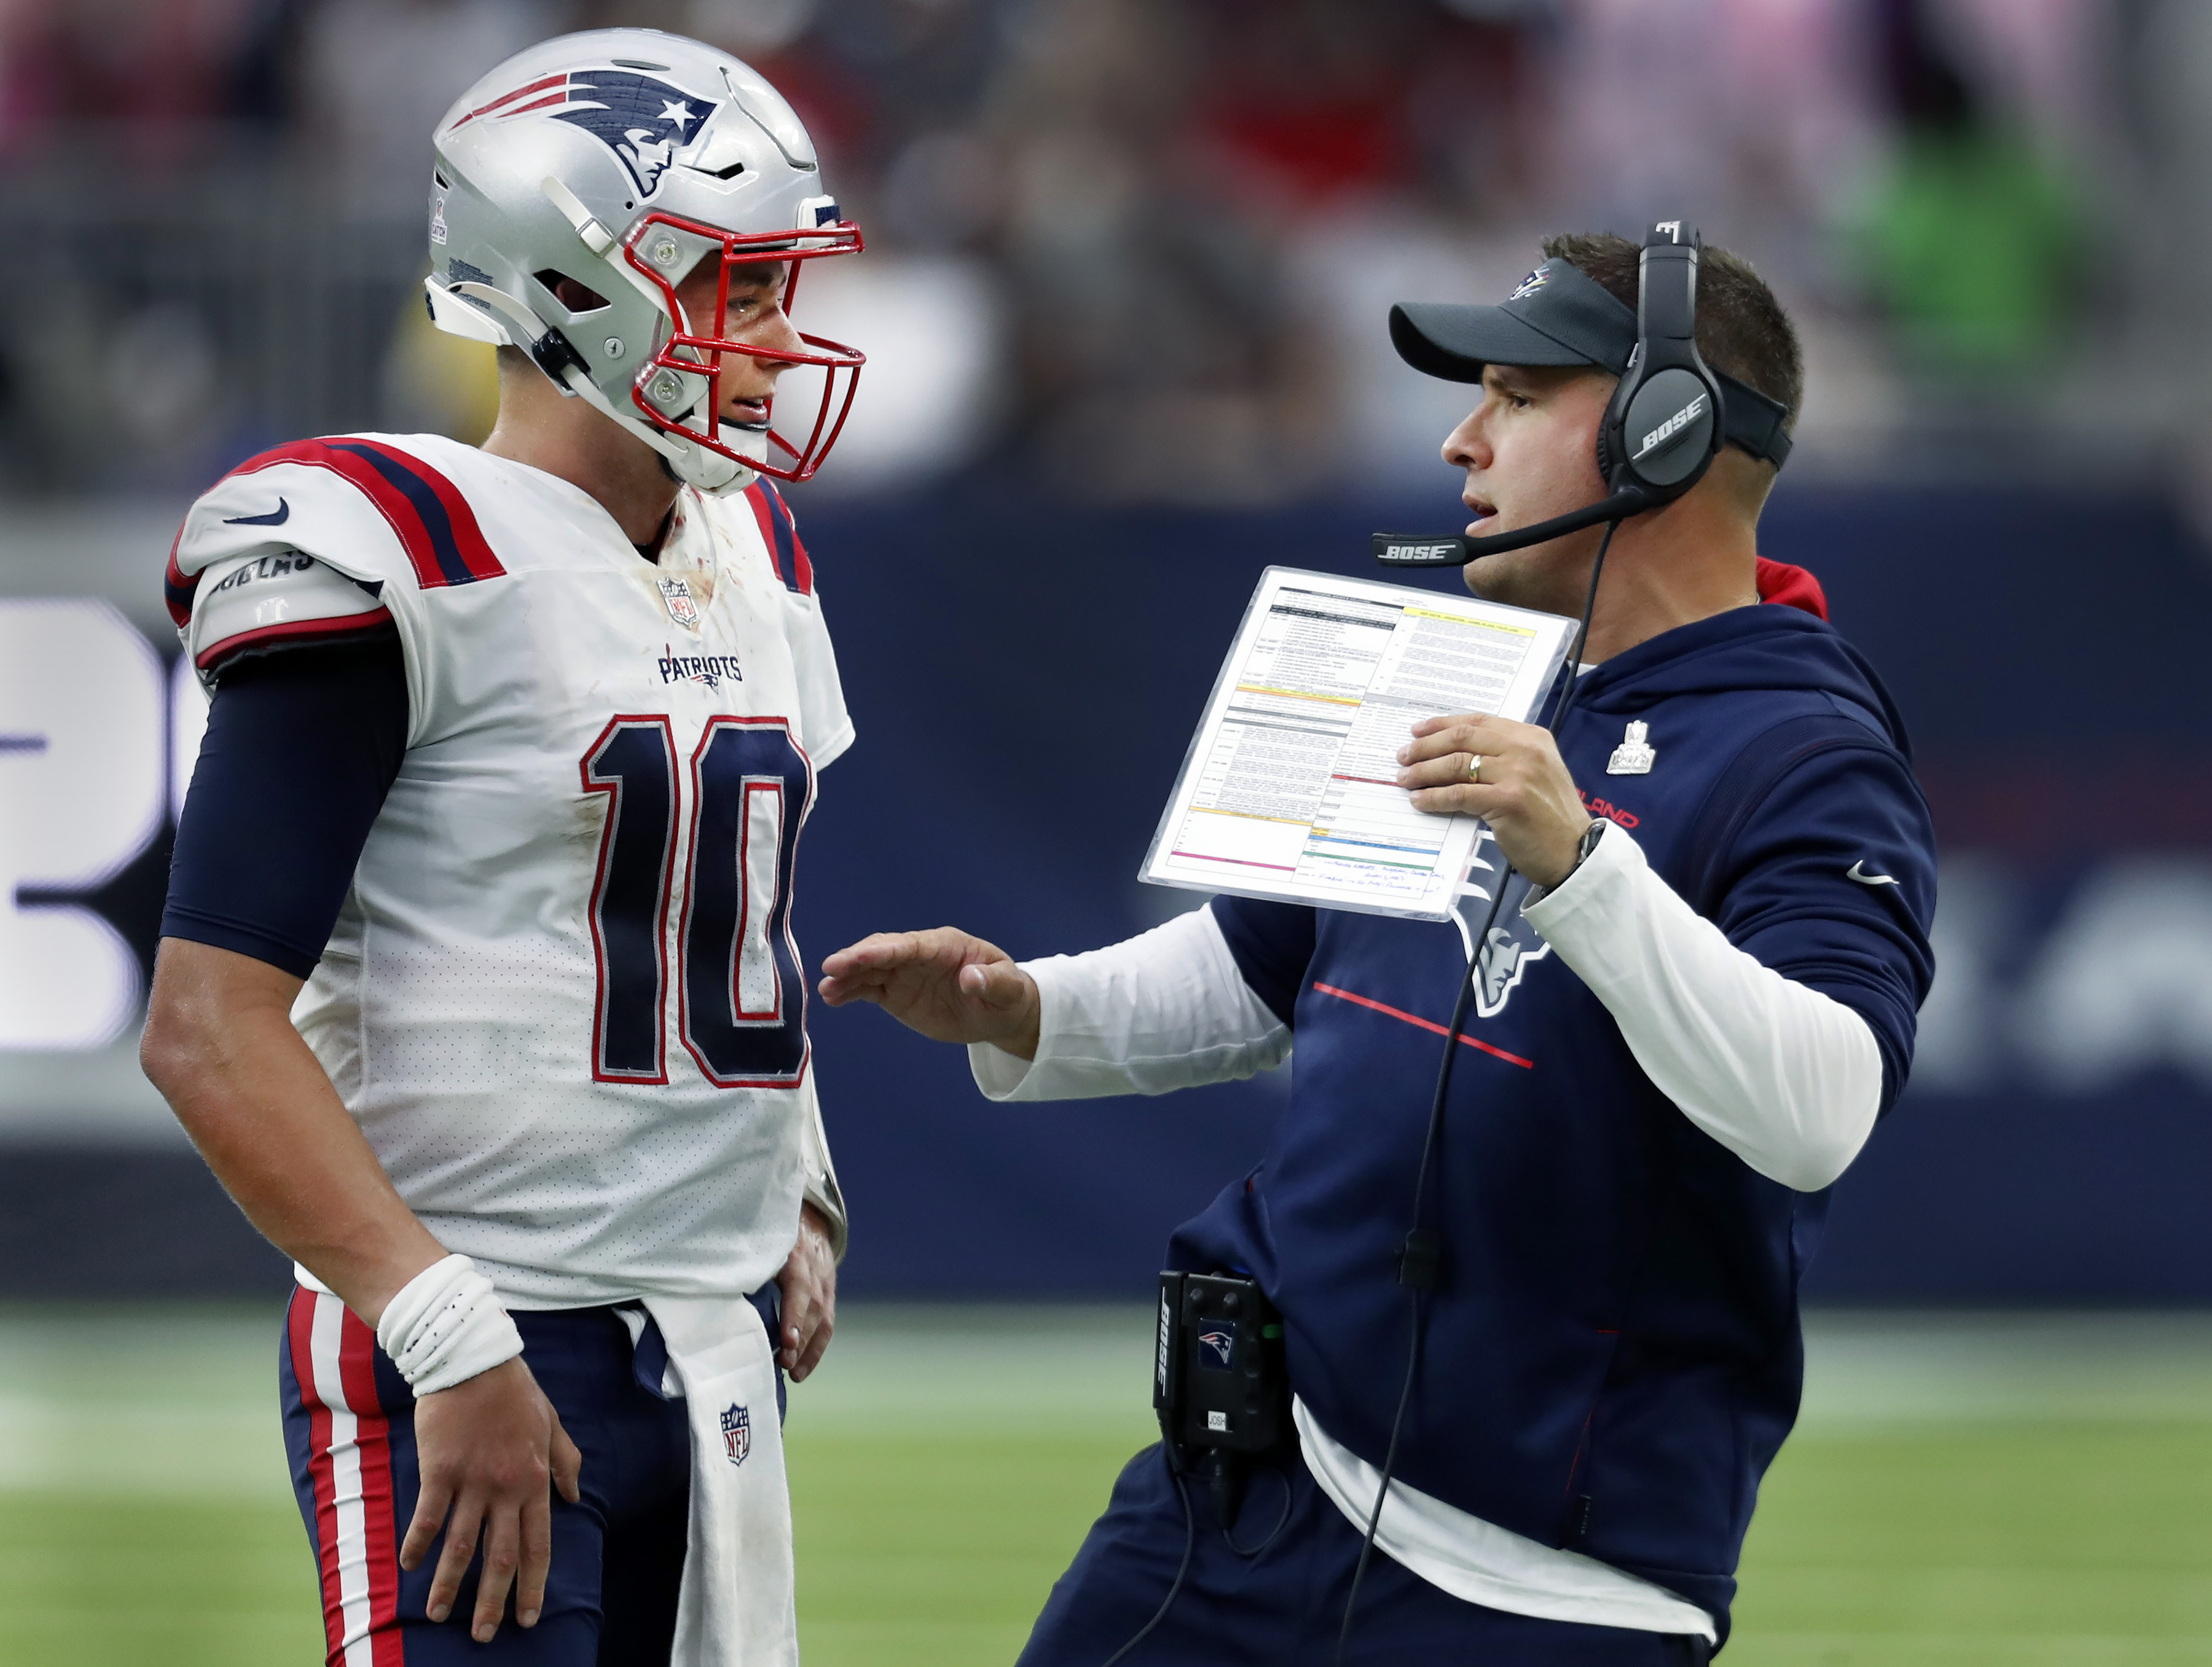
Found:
[288,1289,351,1664]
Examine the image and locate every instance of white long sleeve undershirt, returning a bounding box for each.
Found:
[1518,820,1882,1191]
[970,826,1881,1192]
[967,906,1290,1102]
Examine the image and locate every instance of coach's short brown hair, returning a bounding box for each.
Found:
[1543,232,1803,438]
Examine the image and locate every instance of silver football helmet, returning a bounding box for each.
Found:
[424,28,865,493]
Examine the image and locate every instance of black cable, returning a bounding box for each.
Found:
[1551,518,1618,737]
[1098,1466,1195,1667]
[1332,518,1622,1664]
[1222,1464,1295,1558]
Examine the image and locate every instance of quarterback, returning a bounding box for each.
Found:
[822,235,1937,1662]
[142,30,860,1666]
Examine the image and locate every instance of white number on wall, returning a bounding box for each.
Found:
[0,600,164,1049]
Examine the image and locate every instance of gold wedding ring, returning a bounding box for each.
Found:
[1465,753,1483,783]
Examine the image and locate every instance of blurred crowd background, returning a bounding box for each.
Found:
[0,0,2188,500]
[8,10,2212,1661]
[6,0,2212,1309]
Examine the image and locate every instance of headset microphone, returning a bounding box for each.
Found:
[1373,485,1650,566]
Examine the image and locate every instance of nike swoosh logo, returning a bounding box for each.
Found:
[1847,861,1899,887]
[222,499,290,526]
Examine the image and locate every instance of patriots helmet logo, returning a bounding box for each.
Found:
[1508,264,1551,301]
[456,69,719,197]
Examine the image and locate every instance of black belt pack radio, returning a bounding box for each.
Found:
[1153,1270,1288,1458]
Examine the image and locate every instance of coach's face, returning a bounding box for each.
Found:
[1442,363,1615,610]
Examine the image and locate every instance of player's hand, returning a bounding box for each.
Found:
[777,1201,837,1381]
[401,1356,583,1642]
[1397,713,1593,889]
[817,928,1041,1060]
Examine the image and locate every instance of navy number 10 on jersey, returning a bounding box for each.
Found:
[582,715,814,1089]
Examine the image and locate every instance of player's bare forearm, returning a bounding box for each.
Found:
[144,938,583,1641]
[818,927,1043,1059]
[139,937,448,1325]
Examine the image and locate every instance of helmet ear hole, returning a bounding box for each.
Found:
[533,270,609,315]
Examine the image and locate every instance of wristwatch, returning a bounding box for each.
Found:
[1570,817,1608,874]
[1526,819,1606,908]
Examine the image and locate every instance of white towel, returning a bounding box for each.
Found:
[641,1295,798,1667]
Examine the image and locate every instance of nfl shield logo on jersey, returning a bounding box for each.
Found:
[658,575,701,630]
[721,1402,751,1467]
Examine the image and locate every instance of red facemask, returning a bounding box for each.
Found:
[621,210,867,484]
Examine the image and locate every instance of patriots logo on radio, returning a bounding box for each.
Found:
[453,69,718,197]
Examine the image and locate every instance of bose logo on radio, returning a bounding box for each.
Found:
[1632,393,1708,461]
[1385,542,1457,560]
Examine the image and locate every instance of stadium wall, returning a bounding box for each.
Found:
[2,480,2207,1304]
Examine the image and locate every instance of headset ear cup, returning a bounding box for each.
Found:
[1594,420,1616,488]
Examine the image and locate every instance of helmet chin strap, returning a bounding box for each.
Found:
[558,359,758,495]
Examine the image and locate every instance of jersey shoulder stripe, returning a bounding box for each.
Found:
[742,479,813,596]
[189,551,394,677]
[163,524,200,628]
[167,437,503,626]
[245,439,504,591]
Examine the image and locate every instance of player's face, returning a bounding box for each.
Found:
[670,259,806,429]
[1441,363,1614,610]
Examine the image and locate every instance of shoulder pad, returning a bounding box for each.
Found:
[167,435,503,628]
[740,479,814,596]
[187,551,392,681]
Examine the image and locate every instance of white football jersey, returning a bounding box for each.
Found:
[168,433,850,1308]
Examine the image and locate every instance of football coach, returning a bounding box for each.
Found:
[818,230,1937,1663]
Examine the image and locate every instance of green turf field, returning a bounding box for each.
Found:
[6,1306,2212,1665]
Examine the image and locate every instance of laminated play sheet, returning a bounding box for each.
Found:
[1140,567,1577,922]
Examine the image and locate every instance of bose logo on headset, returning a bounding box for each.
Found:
[1632,392,1708,461]
[1381,541,1461,562]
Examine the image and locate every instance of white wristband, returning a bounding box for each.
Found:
[375,1253,524,1395]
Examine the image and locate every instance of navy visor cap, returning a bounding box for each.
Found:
[1389,256,1793,468]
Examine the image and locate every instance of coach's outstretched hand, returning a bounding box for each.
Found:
[818,928,1042,1061]
[401,1357,582,1643]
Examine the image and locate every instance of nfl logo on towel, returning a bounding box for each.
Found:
[720,1402,751,1466]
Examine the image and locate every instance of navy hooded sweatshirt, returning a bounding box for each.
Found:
[1179,598,1937,1642]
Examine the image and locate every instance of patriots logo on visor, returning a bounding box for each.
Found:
[453,69,718,197]
[1508,265,1551,301]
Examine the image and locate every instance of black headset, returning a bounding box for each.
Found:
[1373,219,1725,567]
